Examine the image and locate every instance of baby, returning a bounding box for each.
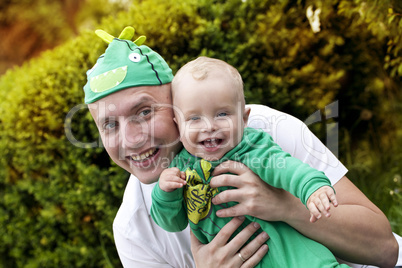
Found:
[150,57,350,267]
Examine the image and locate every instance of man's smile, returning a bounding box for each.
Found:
[129,148,159,162]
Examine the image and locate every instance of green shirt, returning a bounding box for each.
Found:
[151,128,349,267]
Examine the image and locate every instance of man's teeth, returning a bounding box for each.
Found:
[131,148,156,161]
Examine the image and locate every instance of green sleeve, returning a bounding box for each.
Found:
[150,152,189,232]
[236,128,332,205]
[150,182,188,232]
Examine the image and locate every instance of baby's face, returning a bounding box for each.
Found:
[173,73,248,161]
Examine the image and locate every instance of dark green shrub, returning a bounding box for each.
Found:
[0,0,401,266]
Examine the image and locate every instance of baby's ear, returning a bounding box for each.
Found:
[173,117,183,142]
[243,107,251,125]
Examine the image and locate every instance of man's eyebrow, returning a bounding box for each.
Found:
[97,114,114,126]
[129,95,156,112]
[96,95,156,125]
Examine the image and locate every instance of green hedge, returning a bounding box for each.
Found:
[0,30,128,267]
[1,0,401,266]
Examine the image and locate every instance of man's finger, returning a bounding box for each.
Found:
[215,204,246,218]
[213,160,248,176]
[227,221,264,255]
[210,174,242,188]
[242,244,269,268]
[212,216,246,247]
[212,188,243,205]
[238,229,269,260]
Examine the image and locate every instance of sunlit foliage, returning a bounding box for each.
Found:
[0,0,401,266]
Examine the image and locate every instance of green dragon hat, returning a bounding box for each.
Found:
[83,26,173,104]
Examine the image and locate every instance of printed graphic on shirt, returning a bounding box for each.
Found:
[184,159,219,225]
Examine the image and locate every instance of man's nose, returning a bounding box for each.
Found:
[120,118,149,150]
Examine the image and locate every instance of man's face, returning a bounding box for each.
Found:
[173,73,249,161]
[89,84,182,184]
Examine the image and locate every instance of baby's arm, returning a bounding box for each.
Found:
[159,167,186,192]
[151,167,189,232]
[306,186,338,223]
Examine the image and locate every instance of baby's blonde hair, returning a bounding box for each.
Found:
[172,56,245,106]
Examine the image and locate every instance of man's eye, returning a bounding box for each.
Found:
[104,121,117,130]
[139,109,152,117]
[217,112,227,117]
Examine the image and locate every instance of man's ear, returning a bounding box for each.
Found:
[243,107,251,126]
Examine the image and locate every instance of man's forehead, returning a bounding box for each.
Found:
[89,93,153,114]
[91,85,161,105]
[89,87,171,121]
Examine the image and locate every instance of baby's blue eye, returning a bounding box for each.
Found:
[217,112,227,117]
[190,116,200,121]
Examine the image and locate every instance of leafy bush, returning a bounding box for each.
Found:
[0,0,401,266]
[0,31,127,267]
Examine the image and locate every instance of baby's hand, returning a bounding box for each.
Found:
[159,167,186,192]
[306,186,338,223]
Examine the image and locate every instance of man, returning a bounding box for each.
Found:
[83,27,400,267]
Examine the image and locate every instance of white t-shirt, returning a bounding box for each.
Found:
[113,104,402,267]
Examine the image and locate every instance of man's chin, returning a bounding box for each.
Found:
[129,168,161,185]
[138,176,159,185]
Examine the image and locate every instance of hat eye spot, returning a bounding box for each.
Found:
[129,53,141,62]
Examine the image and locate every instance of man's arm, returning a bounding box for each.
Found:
[211,163,398,267]
[237,104,399,266]
[285,176,398,267]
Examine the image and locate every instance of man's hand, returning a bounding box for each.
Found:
[190,216,269,268]
[210,160,296,222]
